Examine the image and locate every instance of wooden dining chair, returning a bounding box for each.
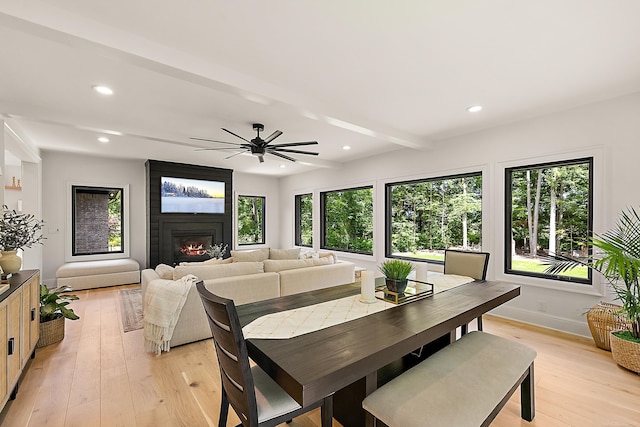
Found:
[196,281,333,427]
[444,249,490,334]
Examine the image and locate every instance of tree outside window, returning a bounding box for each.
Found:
[321,186,373,254]
[386,173,482,262]
[72,186,123,255]
[237,195,265,245]
[295,193,313,247]
[505,158,592,283]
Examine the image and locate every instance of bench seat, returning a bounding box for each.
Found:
[363,331,536,427]
[56,259,140,290]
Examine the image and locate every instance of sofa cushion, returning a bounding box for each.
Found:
[269,248,301,260]
[173,261,264,280]
[155,263,174,280]
[263,259,315,272]
[179,257,233,266]
[231,248,270,262]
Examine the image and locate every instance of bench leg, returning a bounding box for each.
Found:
[521,362,535,421]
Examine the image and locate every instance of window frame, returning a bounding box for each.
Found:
[294,193,313,248]
[66,183,130,261]
[384,171,483,264]
[320,185,374,255]
[236,194,266,246]
[504,157,593,285]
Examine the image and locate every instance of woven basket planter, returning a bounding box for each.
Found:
[586,302,631,351]
[37,315,65,348]
[610,330,640,374]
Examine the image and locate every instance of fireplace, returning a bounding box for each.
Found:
[158,220,224,266]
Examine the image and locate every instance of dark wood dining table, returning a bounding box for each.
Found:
[236,279,520,427]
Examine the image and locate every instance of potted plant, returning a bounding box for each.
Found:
[544,206,640,373]
[38,284,80,347]
[0,205,45,275]
[379,259,414,295]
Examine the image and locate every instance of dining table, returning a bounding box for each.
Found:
[236,278,520,427]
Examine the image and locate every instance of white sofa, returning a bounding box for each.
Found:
[141,250,355,347]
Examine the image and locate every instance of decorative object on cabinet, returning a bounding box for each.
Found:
[37,284,79,347]
[0,205,45,275]
[4,176,22,191]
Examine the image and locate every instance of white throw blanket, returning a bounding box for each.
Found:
[144,274,197,355]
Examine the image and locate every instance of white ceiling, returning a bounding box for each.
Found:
[2,1,640,176]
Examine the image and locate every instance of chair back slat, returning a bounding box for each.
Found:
[444,249,490,280]
[197,281,258,426]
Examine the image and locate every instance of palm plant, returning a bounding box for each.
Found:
[544,207,640,340]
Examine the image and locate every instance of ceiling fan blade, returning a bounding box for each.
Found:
[264,130,283,144]
[225,151,247,159]
[195,147,248,151]
[270,148,319,156]
[270,141,318,148]
[222,128,253,144]
[190,137,245,146]
[269,151,297,162]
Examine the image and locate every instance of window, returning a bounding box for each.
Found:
[320,186,373,254]
[295,193,313,247]
[505,158,592,284]
[72,185,123,255]
[237,195,265,245]
[386,173,482,263]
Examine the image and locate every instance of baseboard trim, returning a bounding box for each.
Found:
[489,305,591,338]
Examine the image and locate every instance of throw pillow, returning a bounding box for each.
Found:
[155,263,174,280]
[299,249,319,259]
[269,248,301,260]
[311,256,333,266]
[263,259,315,273]
[173,261,265,280]
[230,248,270,262]
[319,251,338,264]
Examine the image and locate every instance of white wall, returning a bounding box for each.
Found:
[278,92,640,337]
[41,151,147,286]
[39,153,281,285]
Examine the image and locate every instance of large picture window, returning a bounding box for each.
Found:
[295,193,313,247]
[72,186,124,256]
[505,157,592,284]
[237,195,265,245]
[386,173,482,263]
[320,186,373,254]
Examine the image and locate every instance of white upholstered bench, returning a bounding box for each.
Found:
[56,259,140,290]
[363,331,536,427]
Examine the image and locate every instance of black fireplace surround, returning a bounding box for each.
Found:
[146,160,233,267]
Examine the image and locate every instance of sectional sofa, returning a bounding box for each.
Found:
[141,248,355,347]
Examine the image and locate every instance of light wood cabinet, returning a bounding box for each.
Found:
[0,270,40,410]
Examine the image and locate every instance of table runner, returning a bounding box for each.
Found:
[243,273,473,339]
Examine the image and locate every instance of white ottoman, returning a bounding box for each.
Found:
[56,259,140,290]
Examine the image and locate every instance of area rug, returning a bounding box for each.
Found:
[120,288,144,332]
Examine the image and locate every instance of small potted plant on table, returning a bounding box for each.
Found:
[378,259,414,295]
[38,284,80,347]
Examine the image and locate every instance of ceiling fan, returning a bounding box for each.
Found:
[191,123,319,163]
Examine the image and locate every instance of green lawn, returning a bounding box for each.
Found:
[394,251,588,279]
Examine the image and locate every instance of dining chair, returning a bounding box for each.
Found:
[196,281,333,427]
[444,249,490,334]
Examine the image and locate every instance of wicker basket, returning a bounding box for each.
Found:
[586,302,631,351]
[37,315,65,348]
[610,330,640,374]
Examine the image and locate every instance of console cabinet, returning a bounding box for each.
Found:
[0,270,40,410]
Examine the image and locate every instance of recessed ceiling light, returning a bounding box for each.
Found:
[342,145,351,150]
[466,105,482,113]
[98,136,109,143]
[279,164,286,168]
[92,85,113,95]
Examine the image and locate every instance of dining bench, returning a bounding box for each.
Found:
[362,331,536,427]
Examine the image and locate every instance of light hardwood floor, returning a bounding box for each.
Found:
[1,283,639,426]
